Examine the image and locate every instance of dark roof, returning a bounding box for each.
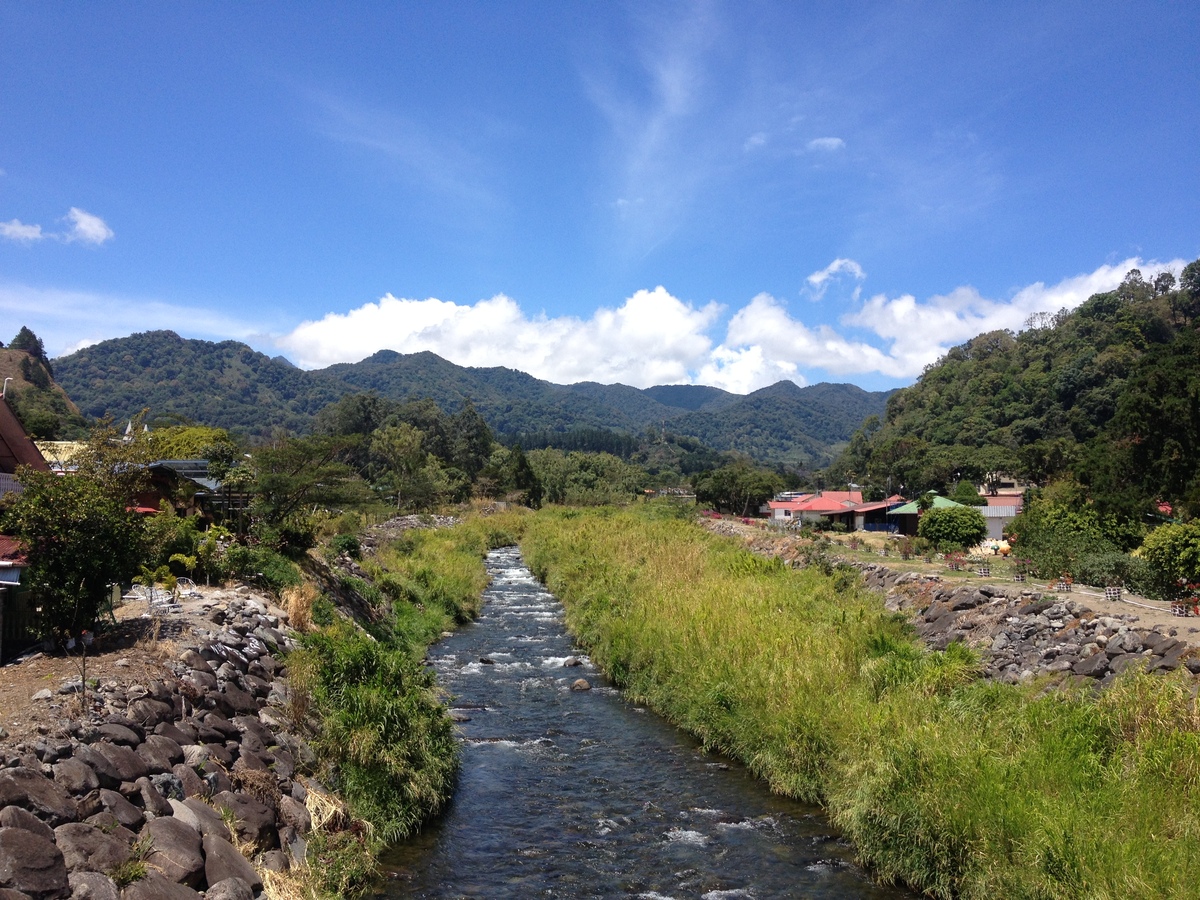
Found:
[0,399,50,475]
[0,535,27,565]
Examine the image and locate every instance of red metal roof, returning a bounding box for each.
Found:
[0,535,27,565]
[0,398,50,474]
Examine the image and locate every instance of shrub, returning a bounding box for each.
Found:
[917,506,988,551]
[1137,522,1200,600]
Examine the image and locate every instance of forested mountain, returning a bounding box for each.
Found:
[831,262,1200,519]
[52,330,891,466]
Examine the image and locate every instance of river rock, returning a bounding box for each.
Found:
[211,791,277,852]
[0,767,79,826]
[52,823,131,875]
[202,832,261,891]
[119,871,202,899]
[570,679,591,691]
[52,758,99,796]
[66,871,120,900]
[0,805,55,843]
[0,826,69,898]
[205,877,254,900]
[141,816,204,888]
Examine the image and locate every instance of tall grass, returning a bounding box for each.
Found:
[285,510,529,896]
[521,504,1200,899]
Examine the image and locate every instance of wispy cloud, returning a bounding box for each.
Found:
[806,136,845,152]
[0,208,114,245]
[310,91,496,209]
[805,257,866,300]
[0,282,264,358]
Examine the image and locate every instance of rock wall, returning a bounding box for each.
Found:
[856,564,1200,686]
[0,589,322,899]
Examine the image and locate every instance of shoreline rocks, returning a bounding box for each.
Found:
[0,590,321,899]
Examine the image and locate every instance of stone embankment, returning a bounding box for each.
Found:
[859,564,1200,686]
[0,589,322,899]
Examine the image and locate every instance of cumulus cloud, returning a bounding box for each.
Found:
[0,208,113,245]
[743,131,768,151]
[806,137,845,152]
[65,208,114,245]
[275,287,723,388]
[271,257,1179,395]
[0,219,45,242]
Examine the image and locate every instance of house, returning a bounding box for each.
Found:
[824,495,907,532]
[980,494,1022,541]
[885,495,966,536]
[0,395,50,500]
[768,491,863,525]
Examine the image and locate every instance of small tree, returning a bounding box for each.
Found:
[1138,522,1200,601]
[918,506,988,552]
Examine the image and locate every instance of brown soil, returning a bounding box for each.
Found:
[0,588,223,750]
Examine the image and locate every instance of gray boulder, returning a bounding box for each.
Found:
[141,817,203,888]
[201,833,261,891]
[52,759,99,796]
[118,871,201,899]
[210,792,277,852]
[0,805,56,843]
[52,823,131,875]
[204,877,253,900]
[66,871,119,899]
[0,767,79,826]
[0,826,69,899]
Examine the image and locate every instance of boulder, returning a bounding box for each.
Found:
[94,725,140,748]
[201,833,261,891]
[52,759,99,796]
[136,736,183,774]
[52,823,131,875]
[85,743,148,785]
[126,698,174,730]
[66,871,119,900]
[141,817,203,888]
[204,877,253,900]
[0,806,55,843]
[570,679,591,692]
[134,778,172,818]
[118,871,201,899]
[167,799,231,843]
[1072,652,1110,678]
[0,826,69,899]
[170,765,208,800]
[210,792,277,852]
[0,767,79,826]
[95,790,142,830]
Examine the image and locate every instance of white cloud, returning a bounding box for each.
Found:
[805,257,866,300]
[0,219,46,242]
[276,287,723,388]
[65,208,114,245]
[0,282,265,358]
[0,208,113,245]
[806,137,845,152]
[743,131,768,151]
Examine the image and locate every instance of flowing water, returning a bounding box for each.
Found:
[379,547,912,899]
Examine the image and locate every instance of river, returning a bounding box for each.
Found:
[379,546,912,899]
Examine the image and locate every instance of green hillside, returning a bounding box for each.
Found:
[53,332,891,465]
[831,262,1200,519]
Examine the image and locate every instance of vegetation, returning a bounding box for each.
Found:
[831,262,1200,523]
[1,327,88,439]
[51,331,889,463]
[520,505,1200,899]
[916,505,988,551]
[0,422,150,640]
[285,514,525,895]
[692,460,782,515]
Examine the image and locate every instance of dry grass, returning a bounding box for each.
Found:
[283,583,317,633]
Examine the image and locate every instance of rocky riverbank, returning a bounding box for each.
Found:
[0,587,323,899]
[858,565,1200,685]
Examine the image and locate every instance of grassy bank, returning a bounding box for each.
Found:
[520,504,1200,899]
[284,512,528,896]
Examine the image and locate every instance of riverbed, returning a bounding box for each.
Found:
[379,547,912,899]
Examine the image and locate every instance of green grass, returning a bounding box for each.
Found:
[520,503,1200,900]
[284,509,530,897]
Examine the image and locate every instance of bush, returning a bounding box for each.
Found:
[917,506,988,551]
[1072,551,1149,590]
[1137,522,1200,600]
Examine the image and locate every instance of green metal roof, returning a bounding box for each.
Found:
[886,495,965,515]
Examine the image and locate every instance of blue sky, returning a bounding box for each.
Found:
[2,1,1197,393]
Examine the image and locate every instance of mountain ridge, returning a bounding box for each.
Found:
[51,331,892,466]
